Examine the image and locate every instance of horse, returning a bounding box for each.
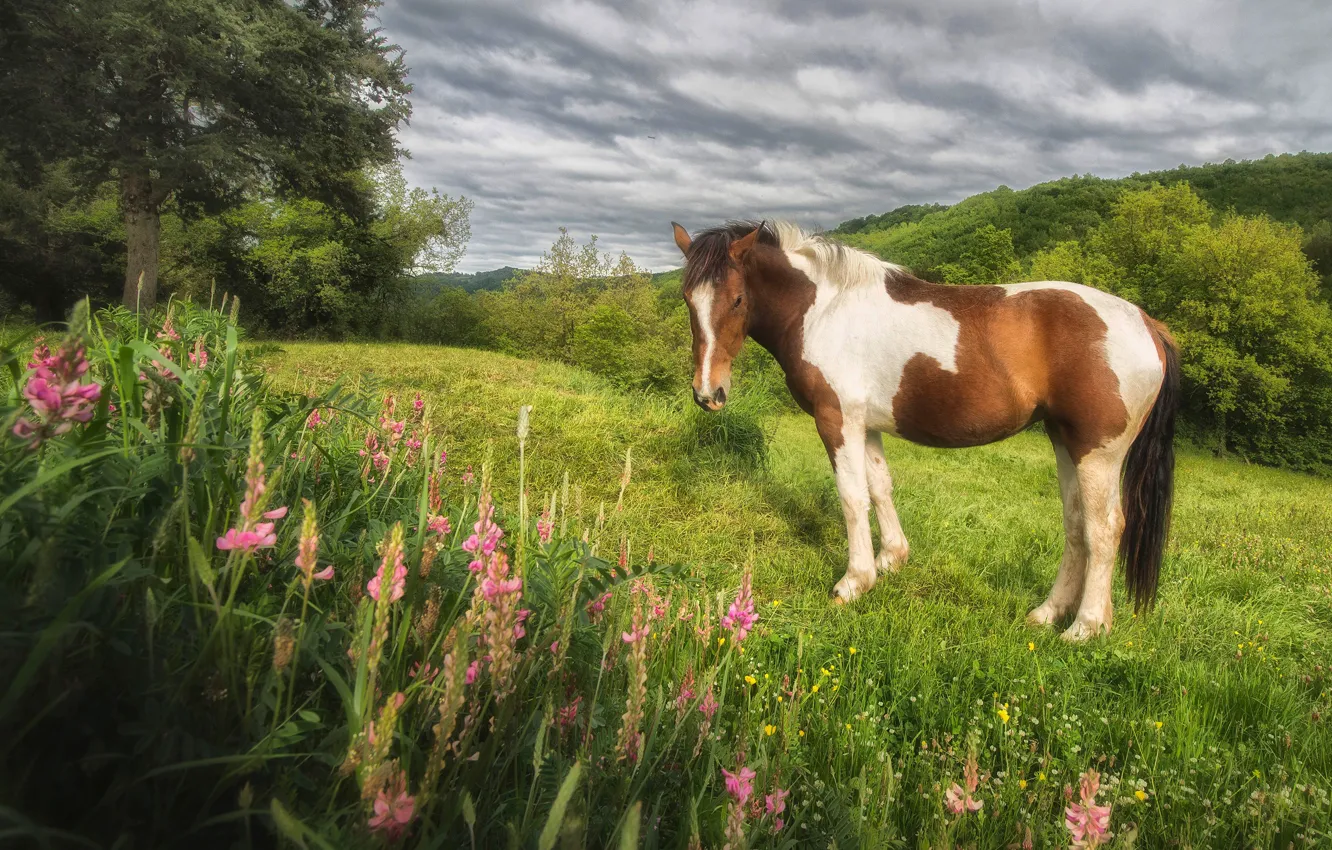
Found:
[670,219,1179,641]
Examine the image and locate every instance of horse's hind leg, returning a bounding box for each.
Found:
[865,431,909,573]
[1062,445,1127,641]
[1028,439,1088,627]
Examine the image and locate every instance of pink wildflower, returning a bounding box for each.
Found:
[305,408,324,430]
[461,465,474,486]
[621,623,650,644]
[293,499,331,584]
[188,336,208,368]
[513,608,530,640]
[368,766,415,841]
[549,640,559,655]
[675,667,696,715]
[721,567,758,643]
[699,687,718,720]
[765,786,790,831]
[723,766,757,806]
[556,693,582,732]
[536,509,553,544]
[367,539,408,603]
[409,661,438,680]
[586,590,611,622]
[946,750,985,815]
[1065,769,1112,848]
[216,525,277,552]
[427,515,451,536]
[413,393,425,413]
[465,660,479,685]
[156,315,181,342]
[372,451,390,472]
[13,335,102,450]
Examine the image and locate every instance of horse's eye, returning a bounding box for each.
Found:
[733,295,743,308]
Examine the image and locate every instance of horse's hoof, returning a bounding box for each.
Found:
[875,550,906,575]
[1026,604,1060,627]
[1060,619,1106,642]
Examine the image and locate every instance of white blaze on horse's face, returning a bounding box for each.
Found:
[673,221,752,411]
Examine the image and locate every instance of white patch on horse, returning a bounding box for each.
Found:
[789,250,961,435]
[1004,281,1164,433]
[689,284,717,394]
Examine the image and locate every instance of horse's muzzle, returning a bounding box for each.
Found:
[693,386,726,411]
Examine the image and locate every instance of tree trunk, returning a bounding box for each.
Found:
[121,170,163,314]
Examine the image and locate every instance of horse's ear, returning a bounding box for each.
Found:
[729,225,762,260]
[671,222,691,255]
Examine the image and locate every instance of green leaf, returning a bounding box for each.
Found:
[618,801,641,850]
[538,762,583,850]
[269,798,308,849]
[462,791,476,828]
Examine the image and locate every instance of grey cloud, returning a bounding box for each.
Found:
[379,0,1332,271]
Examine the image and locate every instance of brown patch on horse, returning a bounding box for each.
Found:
[886,275,1128,460]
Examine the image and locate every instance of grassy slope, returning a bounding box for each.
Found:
[263,341,1332,844]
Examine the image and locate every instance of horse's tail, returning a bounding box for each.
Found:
[1120,319,1179,612]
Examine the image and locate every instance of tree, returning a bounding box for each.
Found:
[936,224,1022,284]
[0,0,411,313]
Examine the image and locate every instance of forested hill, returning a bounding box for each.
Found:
[831,151,1332,286]
[413,266,525,295]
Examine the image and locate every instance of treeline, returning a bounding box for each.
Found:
[837,177,1332,473]
[0,0,453,328]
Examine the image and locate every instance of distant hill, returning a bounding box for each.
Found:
[413,266,525,296]
[831,152,1332,281]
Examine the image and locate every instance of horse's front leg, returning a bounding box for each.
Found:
[817,410,876,603]
[866,431,909,573]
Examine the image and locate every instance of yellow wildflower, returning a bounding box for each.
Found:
[799,730,805,737]
[1028,642,1035,652]
[848,646,857,655]
[764,724,776,736]
[772,600,782,607]
[821,667,830,677]
[718,636,725,646]
[844,723,851,730]
[1135,790,1147,801]
[1155,721,1163,730]
[745,675,757,686]
[1038,772,1046,782]
[811,684,819,694]
[997,705,1010,724]
[1019,779,1028,790]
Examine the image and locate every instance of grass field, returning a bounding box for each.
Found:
[263,340,1332,847]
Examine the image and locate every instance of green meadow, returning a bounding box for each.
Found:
[260,340,1332,847]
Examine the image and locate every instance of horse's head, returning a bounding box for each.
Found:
[672,221,766,411]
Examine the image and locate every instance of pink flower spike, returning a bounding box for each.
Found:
[465,660,480,685]
[721,766,757,806]
[367,767,415,841]
[312,566,334,581]
[263,505,288,520]
[765,787,789,816]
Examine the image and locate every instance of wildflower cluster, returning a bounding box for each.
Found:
[12,331,102,450]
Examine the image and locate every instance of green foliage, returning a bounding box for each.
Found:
[1027,184,1332,470]
[838,152,1332,279]
[476,229,691,392]
[414,267,525,295]
[935,224,1022,284]
[0,0,412,311]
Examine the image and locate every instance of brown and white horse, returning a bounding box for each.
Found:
[672,220,1179,641]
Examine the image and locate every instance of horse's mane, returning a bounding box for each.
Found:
[769,220,904,290]
[682,219,902,291]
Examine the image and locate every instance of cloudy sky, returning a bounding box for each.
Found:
[379,0,1332,271]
